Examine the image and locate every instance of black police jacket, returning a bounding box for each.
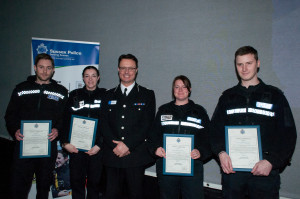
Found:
[101,84,156,168]
[5,75,68,140]
[149,100,211,162]
[61,87,106,148]
[210,79,297,169]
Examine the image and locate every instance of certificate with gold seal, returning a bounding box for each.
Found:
[225,125,262,172]
[163,134,194,176]
[20,120,51,158]
[69,115,98,151]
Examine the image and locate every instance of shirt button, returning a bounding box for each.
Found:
[109,109,111,111]
[123,104,126,108]
[138,108,141,110]
[121,137,125,140]
[121,126,124,130]
[122,115,125,118]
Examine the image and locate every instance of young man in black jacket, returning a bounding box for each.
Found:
[210,46,297,199]
[5,53,68,199]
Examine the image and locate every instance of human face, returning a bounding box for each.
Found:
[118,59,138,87]
[235,53,260,88]
[56,153,67,168]
[34,59,55,84]
[174,80,190,105]
[83,68,100,91]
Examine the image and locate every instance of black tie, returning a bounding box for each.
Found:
[124,88,127,96]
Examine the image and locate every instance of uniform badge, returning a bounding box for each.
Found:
[79,101,84,107]
[256,101,273,110]
[134,103,145,105]
[108,100,117,105]
[187,116,201,124]
[94,100,101,103]
[161,115,173,121]
[47,94,59,101]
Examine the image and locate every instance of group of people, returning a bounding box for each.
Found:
[5,45,297,199]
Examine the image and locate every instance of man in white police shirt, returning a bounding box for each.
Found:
[210,46,297,199]
[5,53,68,199]
[101,54,156,199]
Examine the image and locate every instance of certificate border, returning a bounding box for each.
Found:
[225,125,262,172]
[163,134,194,176]
[68,115,98,152]
[20,120,52,158]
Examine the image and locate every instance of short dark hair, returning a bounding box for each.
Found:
[118,54,138,68]
[34,53,54,67]
[234,46,258,65]
[234,46,260,77]
[57,150,68,158]
[172,75,192,99]
[82,65,100,84]
[82,66,100,77]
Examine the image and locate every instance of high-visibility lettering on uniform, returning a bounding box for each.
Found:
[44,90,65,99]
[18,90,40,96]
[181,121,203,129]
[226,108,275,117]
[161,121,203,129]
[161,121,179,126]
[71,103,101,111]
[248,108,275,117]
[226,108,247,115]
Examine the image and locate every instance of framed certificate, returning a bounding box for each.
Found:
[163,134,194,176]
[69,115,98,151]
[225,125,262,172]
[20,120,52,158]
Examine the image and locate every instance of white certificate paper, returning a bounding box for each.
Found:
[20,121,51,158]
[163,134,194,176]
[69,115,97,151]
[225,126,262,171]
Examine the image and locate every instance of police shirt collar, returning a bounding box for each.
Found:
[120,82,135,96]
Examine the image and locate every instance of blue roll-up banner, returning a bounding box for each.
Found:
[31,37,100,92]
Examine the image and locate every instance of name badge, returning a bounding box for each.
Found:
[108,100,117,105]
[161,115,173,121]
[187,116,201,124]
[256,102,273,110]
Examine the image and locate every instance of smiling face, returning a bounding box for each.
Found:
[235,53,260,88]
[173,79,190,105]
[56,152,67,168]
[118,58,138,87]
[34,59,55,84]
[83,68,100,91]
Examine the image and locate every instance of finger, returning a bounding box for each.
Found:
[112,140,119,144]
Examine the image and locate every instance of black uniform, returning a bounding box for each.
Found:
[101,84,156,199]
[61,87,106,199]
[149,100,211,199]
[210,79,297,199]
[5,75,68,199]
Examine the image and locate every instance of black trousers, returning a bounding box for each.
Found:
[156,159,204,199]
[105,166,145,199]
[222,170,280,199]
[10,142,57,199]
[69,151,103,199]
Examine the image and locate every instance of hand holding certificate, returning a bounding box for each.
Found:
[225,126,262,172]
[20,120,51,158]
[69,115,98,151]
[163,134,194,176]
